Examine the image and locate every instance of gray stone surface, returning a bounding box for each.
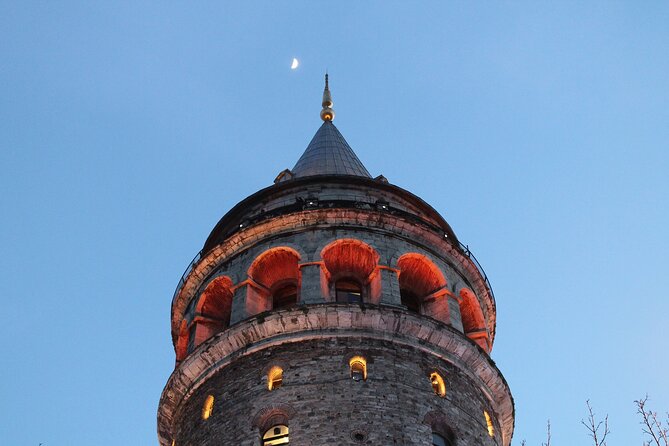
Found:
[173,337,501,446]
[159,124,512,446]
[291,122,371,178]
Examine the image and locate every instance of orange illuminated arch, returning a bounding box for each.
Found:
[397,253,447,314]
[321,239,379,303]
[349,356,368,381]
[247,247,301,312]
[459,288,490,352]
[197,276,234,323]
[190,276,234,348]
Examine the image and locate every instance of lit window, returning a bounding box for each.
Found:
[432,433,452,446]
[484,411,495,437]
[272,283,298,310]
[201,395,214,420]
[263,424,289,445]
[349,356,367,381]
[335,278,362,304]
[430,372,446,397]
[268,366,283,391]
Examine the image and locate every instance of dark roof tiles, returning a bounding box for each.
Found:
[291,121,371,178]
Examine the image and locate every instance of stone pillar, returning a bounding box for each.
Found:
[378,267,401,306]
[448,295,464,332]
[422,290,451,325]
[192,317,224,348]
[299,263,327,304]
[230,285,250,325]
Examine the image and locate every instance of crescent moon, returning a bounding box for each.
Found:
[291,58,299,69]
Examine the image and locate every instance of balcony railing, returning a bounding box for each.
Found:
[171,239,494,307]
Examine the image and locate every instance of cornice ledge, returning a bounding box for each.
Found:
[158,305,513,446]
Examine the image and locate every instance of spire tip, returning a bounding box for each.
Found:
[321,72,335,122]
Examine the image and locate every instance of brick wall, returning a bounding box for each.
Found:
[173,337,502,446]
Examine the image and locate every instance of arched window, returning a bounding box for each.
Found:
[432,433,452,446]
[272,283,298,310]
[247,248,301,315]
[321,239,380,304]
[267,366,283,391]
[397,254,447,319]
[484,411,495,437]
[424,411,457,446]
[430,372,446,398]
[335,278,363,304]
[192,276,234,349]
[349,356,367,381]
[198,277,234,326]
[262,425,289,445]
[459,288,491,352]
[201,395,214,420]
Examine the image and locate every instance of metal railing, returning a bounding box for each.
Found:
[171,237,495,306]
[457,241,496,301]
[172,250,202,305]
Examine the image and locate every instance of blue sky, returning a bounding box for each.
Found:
[1,2,667,445]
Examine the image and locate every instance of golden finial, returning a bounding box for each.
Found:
[320,73,335,121]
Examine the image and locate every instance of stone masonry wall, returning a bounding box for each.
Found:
[173,337,502,446]
[188,226,479,333]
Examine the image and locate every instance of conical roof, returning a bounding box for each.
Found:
[291,121,371,178]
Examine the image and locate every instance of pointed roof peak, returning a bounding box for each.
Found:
[277,75,371,181]
[291,120,371,178]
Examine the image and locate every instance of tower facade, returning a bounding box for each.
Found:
[158,78,514,446]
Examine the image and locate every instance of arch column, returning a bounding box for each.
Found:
[191,316,225,348]
[230,283,258,324]
[448,295,464,332]
[422,287,452,324]
[377,266,401,306]
[298,263,327,304]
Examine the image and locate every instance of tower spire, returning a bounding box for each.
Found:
[320,73,335,122]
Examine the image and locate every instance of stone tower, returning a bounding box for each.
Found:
[158,76,514,446]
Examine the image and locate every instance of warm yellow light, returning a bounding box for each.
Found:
[349,355,367,381]
[202,394,214,420]
[268,366,283,391]
[484,410,495,437]
[263,424,290,445]
[430,372,446,397]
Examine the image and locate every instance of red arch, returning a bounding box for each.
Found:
[320,239,380,303]
[320,239,379,282]
[248,248,301,290]
[397,253,447,297]
[197,276,234,321]
[188,276,235,350]
[397,253,449,322]
[246,247,302,313]
[459,288,490,352]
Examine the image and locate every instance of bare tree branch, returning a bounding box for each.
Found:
[542,419,551,446]
[581,400,609,446]
[636,396,669,446]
